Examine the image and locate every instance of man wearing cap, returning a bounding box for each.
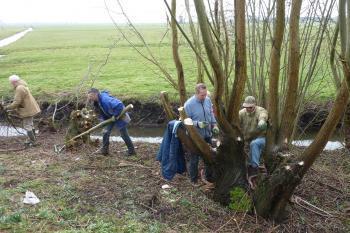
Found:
[184,83,219,185]
[239,96,268,177]
[87,88,136,156]
[5,75,41,146]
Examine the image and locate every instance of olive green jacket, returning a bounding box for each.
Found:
[239,106,268,140]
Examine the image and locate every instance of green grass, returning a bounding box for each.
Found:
[0,25,199,102]
[0,24,338,103]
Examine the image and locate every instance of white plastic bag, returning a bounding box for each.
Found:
[23,191,40,205]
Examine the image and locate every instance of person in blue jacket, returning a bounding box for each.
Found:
[184,83,219,185]
[87,88,136,156]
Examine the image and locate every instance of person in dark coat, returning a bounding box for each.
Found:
[87,88,136,156]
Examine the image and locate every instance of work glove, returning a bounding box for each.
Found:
[257,120,267,131]
[197,121,209,129]
[212,126,220,135]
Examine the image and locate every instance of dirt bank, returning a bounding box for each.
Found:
[0,131,349,232]
[35,99,342,131]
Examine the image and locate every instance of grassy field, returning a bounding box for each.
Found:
[0,24,336,103]
[0,25,200,102]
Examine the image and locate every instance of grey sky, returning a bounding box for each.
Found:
[0,0,168,24]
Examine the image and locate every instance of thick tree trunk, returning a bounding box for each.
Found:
[266,0,285,168]
[213,136,247,205]
[253,162,304,221]
[339,0,350,149]
[344,102,350,149]
[278,0,302,145]
[227,0,247,124]
[255,78,349,221]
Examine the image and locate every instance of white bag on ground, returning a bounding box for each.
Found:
[23,191,40,205]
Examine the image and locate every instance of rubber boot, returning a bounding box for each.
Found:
[97,133,110,156]
[25,130,37,148]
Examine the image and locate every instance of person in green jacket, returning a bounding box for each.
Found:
[239,96,268,177]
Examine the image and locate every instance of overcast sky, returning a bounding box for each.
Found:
[0,0,170,24]
[0,0,339,25]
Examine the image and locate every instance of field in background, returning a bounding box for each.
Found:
[0,24,336,103]
[0,25,199,102]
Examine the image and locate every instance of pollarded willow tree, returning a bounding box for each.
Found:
[109,0,349,221]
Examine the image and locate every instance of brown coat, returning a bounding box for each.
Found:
[7,80,41,118]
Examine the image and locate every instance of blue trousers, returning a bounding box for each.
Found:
[102,123,135,153]
[249,137,266,168]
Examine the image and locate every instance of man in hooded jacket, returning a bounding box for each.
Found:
[87,88,136,156]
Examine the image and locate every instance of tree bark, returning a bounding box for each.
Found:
[227,0,248,124]
[213,136,247,205]
[278,0,302,145]
[253,162,304,222]
[266,0,285,160]
[301,80,349,172]
[255,77,349,222]
[185,0,204,84]
[193,0,240,137]
[160,91,176,120]
[344,102,350,149]
[171,0,187,105]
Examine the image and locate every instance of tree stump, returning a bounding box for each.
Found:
[65,108,98,147]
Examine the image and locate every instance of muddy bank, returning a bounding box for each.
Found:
[0,98,340,132]
[35,99,341,130]
[38,99,170,129]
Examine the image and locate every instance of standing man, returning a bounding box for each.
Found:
[239,96,268,177]
[87,88,136,156]
[5,75,41,146]
[184,83,219,185]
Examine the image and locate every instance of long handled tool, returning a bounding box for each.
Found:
[54,104,133,154]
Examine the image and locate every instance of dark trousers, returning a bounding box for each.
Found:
[189,137,213,183]
[102,123,135,153]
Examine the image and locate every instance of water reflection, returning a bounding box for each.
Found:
[292,140,344,151]
[0,125,26,137]
[0,125,345,150]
